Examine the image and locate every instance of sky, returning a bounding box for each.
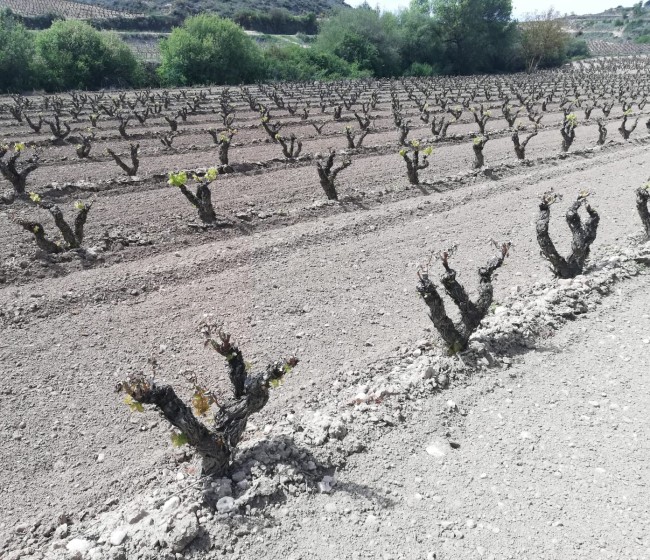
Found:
[344,0,634,18]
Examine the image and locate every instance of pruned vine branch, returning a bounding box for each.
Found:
[117,327,298,477]
[536,191,599,278]
[417,243,510,352]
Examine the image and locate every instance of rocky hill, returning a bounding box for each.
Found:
[563,2,650,46]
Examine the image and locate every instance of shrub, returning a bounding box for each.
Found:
[158,15,264,86]
[264,44,370,82]
[75,132,95,159]
[404,62,435,76]
[107,143,139,177]
[33,20,141,91]
[207,129,236,167]
[0,143,39,201]
[44,114,71,144]
[315,6,402,77]
[596,118,608,145]
[400,140,432,185]
[511,126,537,160]
[618,111,639,140]
[565,38,589,59]
[470,104,491,134]
[472,135,490,168]
[344,125,368,149]
[276,134,302,159]
[636,182,650,237]
[0,10,35,92]
[233,9,317,35]
[316,150,352,200]
[560,113,578,152]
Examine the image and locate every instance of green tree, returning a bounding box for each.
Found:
[398,4,443,74]
[517,9,570,72]
[315,5,402,77]
[158,14,264,86]
[0,10,35,92]
[409,0,433,15]
[34,21,141,90]
[432,0,515,74]
[264,44,370,81]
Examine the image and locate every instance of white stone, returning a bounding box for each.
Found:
[66,538,93,553]
[53,523,69,540]
[88,547,105,560]
[318,476,336,493]
[109,527,127,546]
[328,419,348,440]
[161,496,181,515]
[425,443,446,458]
[170,515,200,552]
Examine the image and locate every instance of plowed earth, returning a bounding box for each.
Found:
[0,69,649,558]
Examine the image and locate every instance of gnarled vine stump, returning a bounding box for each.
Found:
[118,329,298,477]
[536,193,599,278]
[417,244,510,352]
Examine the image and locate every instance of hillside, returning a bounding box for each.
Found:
[563,2,650,54]
[74,0,347,18]
[0,0,348,31]
[0,0,141,19]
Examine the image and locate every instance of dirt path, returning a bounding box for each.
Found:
[240,272,650,559]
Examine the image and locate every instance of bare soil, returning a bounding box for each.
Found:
[0,73,649,559]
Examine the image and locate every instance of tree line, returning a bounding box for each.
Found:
[0,1,589,93]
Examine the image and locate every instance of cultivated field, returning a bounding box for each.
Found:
[586,39,650,56]
[0,0,141,19]
[1,57,649,559]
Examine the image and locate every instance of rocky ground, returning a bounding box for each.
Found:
[3,239,648,560]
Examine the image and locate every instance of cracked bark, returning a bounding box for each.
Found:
[120,333,297,477]
[178,183,217,224]
[536,196,599,278]
[511,129,537,160]
[417,246,508,352]
[316,150,351,200]
[636,187,650,237]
